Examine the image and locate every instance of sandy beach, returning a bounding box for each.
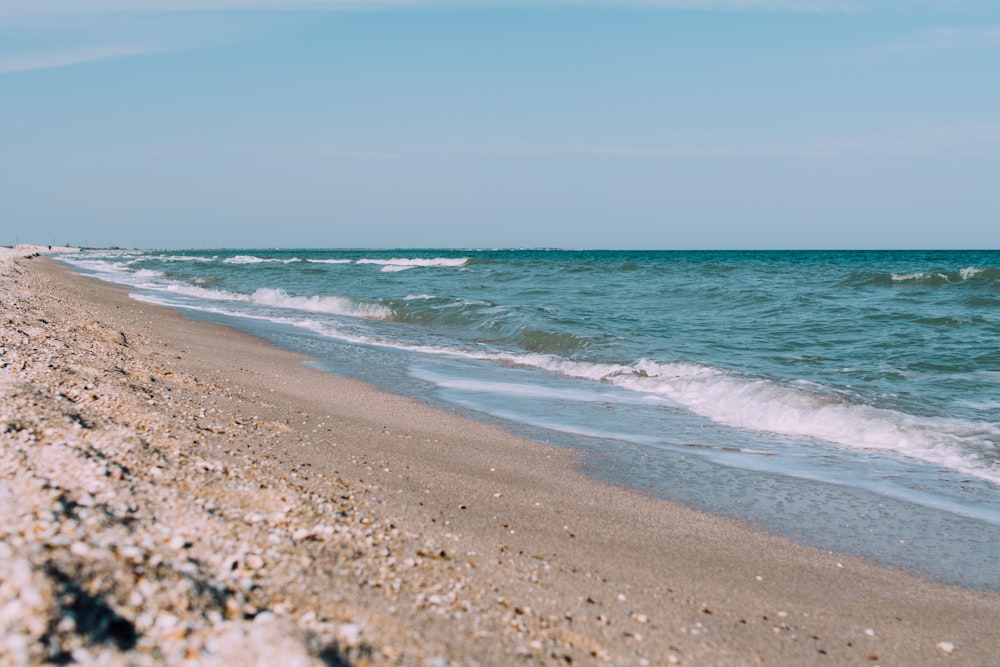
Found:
[3,249,1000,666]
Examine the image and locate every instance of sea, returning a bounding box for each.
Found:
[56,249,1000,590]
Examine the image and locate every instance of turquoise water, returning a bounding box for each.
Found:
[59,249,1000,588]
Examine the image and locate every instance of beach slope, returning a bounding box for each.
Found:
[2,252,999,665]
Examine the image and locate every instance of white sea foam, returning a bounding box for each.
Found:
[306,259,352,264]
[409,371,640,405]
[958,399,1000,411]
[960,266,983,280]
[404,294,436,300]
[224,255,266,264]
[356,257,468,272]
[58,257,133,278]
[600,364,1000,484]
[157,255,217,262]
[223,255,300,265]
[141,280,392,320]
[891,271,956,283]
[249,288,391,320]
[164,283,247,301]
[891,272,929,282]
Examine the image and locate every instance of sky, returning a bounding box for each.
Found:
[1,1,998,250]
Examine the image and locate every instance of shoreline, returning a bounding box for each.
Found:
[3,254,1000,665]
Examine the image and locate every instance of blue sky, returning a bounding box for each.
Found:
[2,1,998,249]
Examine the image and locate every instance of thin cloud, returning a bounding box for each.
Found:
[527,130,1000,158]
[7,125,998,165]
[862,26,1000,56]
[407,123,1000,159]
[148,124,1000,161]
[0,43,162,74]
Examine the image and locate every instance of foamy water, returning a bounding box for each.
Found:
[57,248,1000,588]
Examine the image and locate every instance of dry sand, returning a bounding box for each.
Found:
[2,250,999,665]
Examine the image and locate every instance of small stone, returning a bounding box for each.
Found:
[154,613,179,631]
[120,545,144,562]
[253,611,277,624]
[936,641,955,654]
[337,623,362,648]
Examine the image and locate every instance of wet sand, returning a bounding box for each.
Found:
[2,251,999,665]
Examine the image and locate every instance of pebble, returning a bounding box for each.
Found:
[936,641,956,654]
[337,623,362,647]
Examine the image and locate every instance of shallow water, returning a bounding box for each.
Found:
[58,249,1000,588]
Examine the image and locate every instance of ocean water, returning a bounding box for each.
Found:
[57,249,1000,589]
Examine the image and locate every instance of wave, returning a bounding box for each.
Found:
[57,256,133,278]
[162,283,247,301]
[223,255,301,265]
[249,288,390,320]
[842,266,1000,287]
[155,255,218,263]
[157,283,391,320]
[597,361,1000,484]
[219,256,468,270]
[60,254,392,320]
[224,255,267,264]
[356,257,468,272]
[390,297,596,354]
[514,329,592,354]
[134,269,165,278]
